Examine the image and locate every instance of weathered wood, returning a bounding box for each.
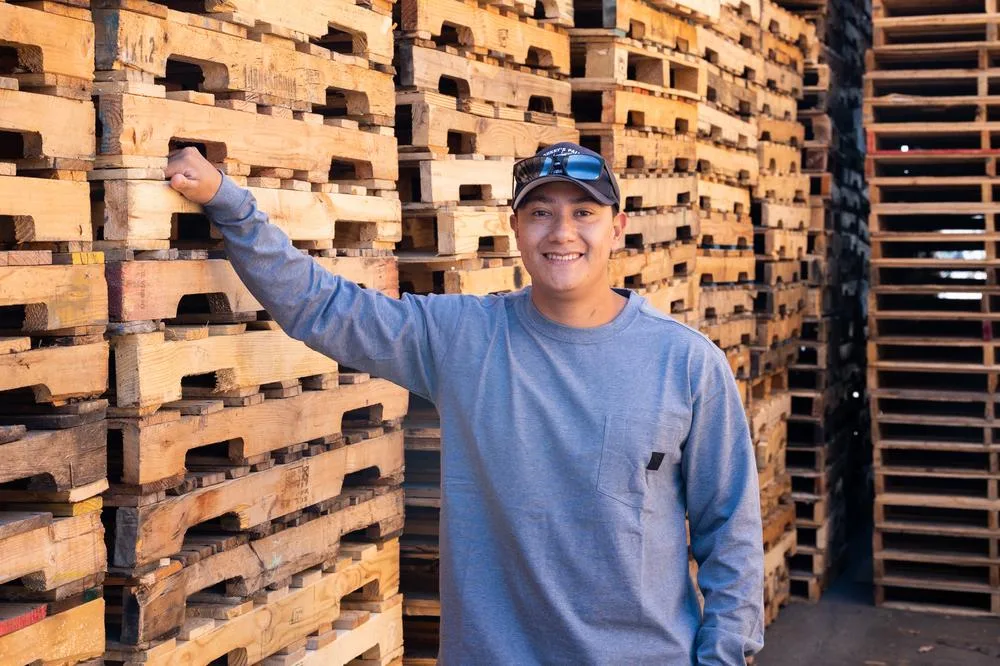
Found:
[117,490,403,644]
[571,84,698,133]
[697,250,755,284]
[0,264,108,331]
[302,601,403,665]
[697,103,758,150]
[112,430,404,567]
[0,510,105,592]
[0,89,94,161]
[0,598,104,665]
[619,174,698,210]
[697,22,764,81]
[399,157,515,204]
[106,541,400,666]
[698,210,752,248]
[0,342,109,403]
[108,256,399,322]
[0,3,95,85]
[96,93,396,179]
[697,178,751,215]
[396,42,572,114]
[758,202,810,230]
[755,227,808,260]
[0,422,106,492]
[577,125,695,172]
[696,142,759,184]
[402,207,515,256]
[608,243,696,287]
[113,379,407,489]
[573,36,706,100]
[94,8,394,113]
[617,207,694,249]
[635,277,697,318]
[0,176,91,243]
[400,0,571,73]
[111,330,338,410]
[399,256,529,295]
[99,179,400,244]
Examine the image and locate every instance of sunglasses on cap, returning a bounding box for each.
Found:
[511,153,620,207]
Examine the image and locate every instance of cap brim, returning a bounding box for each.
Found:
[512,175,617,210]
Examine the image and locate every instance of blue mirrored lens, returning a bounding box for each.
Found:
[563,156,603,180]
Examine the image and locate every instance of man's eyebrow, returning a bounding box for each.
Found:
[522,194,600,205]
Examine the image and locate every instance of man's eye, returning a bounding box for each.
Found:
[532,209,550,217]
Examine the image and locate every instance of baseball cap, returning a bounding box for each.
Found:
[511,142,621,211]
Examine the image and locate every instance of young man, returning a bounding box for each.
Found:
[166,142,764,664]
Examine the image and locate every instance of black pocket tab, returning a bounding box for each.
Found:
[646,451,666,471]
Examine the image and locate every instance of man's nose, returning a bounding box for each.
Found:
[548,210,576,241]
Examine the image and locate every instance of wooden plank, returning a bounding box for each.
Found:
[0,598,104,665]
[608,243,695,287]
[0,3,94,84]
[397,91,577,156]
[117,490,402,644]
[94,8,394,113]
[402,207,515,256]
[113,379,407,489]
[697,102,758,150]
[697,23,765,82]
[99,179,400,244]
[96,93,396,179]
[696,141,759,185]
[635,277,697,317]
[0,422,106,493]
[0,264,107,331]
[616,207,694,249]
[571,83,698,133]
[396,42,572,115]
[698,210,752,248]
[399,156,514,204]
[0,511,105,592]
[697,178,751,215]
[619,174,698,210]
[112,430,404,567]
[0,89,94,161]
[755,227,808,260]
[111,330,338,410]
[400,0,570,74]
[0,342,108,403]
[0,176,91,243]
[759,202,810,230]
[697,251,755,285]
[302,601,403,665]
[573,36,706,100]
[106,542,400,666]
[576,124,695,172]
[108,256,399,322]
[398,257,529,295]
[583,0,696,51]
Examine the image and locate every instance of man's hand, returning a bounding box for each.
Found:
[165,147,223,205]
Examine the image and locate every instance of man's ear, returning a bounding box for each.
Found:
[612,211,628,241]
[510,211,519,236]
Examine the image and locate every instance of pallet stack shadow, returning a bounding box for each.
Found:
[90,1,410,663]
[392,0,577,661]
[571,0,704,323]
[772,0,871,603]
[0,3,108,664]
[865,0,1000,617]
[749,0,815,624]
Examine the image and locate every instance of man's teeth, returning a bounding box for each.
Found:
[545,253,582,262]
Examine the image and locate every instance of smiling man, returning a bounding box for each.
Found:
[166,142,764,665]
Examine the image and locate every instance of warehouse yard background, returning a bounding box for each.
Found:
[0,0,992,663]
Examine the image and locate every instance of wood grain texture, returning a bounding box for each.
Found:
[0,264,108,331]
[0,342,109,403]
[0,510,106,592]
[0,177,91,243]
[0,2,95,82]
[0,89,95,160]
[0,598,104,665]
[0,421,107,492]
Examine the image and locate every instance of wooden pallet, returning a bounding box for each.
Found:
[0,420,106,495]
[698,283,754,322]
[110,328,338,412]
[400,0,571,74]
[756,201,810,230]
[697,177,751,215]
[700,312,755,349]
[619,206,697,249]
[401,206,515,256]
[571,83,698,134]
[755,226,808,259]
[1,339,109,404]
[97,179,401,248]
[397,42,572,116]
[104,539,402,665]
[398,155,514,205]
[696,141,759,186]
[577,125,696,172]
[754,82,798,121]
[109,428,403,569]
[697,248,755,284]
[0,596,104,665]
[108,256,399,322]
[111,377,407,491]
[0,175,92,245]
[95,92,396,182]
[571,33,707,100]
[0,263,108,332]
[574,0,696,53]
[698,210,753,248]
[94,6,395,116]
[619,173,698,210]
[697,102,758,150]
[763,526,795,626]
[755,282,807,317]
[640,277,699,321]
[696,23,765,83]
[608,242,695,288]
[705,64,758,118]
[398,255,529,295]
[108,489,403,645]
[0,2,94,100]
[0,509,105,594]
[1,87,94,163]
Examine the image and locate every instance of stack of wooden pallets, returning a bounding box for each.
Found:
[571,0,702,322]
[0,3,108,664]
[865,0,1000,618]
[769,0,870,603]
[83,1,412,663]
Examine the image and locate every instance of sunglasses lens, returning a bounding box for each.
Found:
[563,155,604,181]
[513,156,550,184]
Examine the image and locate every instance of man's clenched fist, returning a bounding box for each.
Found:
[165,147,223,205]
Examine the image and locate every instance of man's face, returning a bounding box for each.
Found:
[511,181,627,299]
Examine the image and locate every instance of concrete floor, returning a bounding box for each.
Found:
[757,534,1000,666]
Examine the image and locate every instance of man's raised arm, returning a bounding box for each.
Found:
[165,147,462,401]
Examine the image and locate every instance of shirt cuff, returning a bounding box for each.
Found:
[202,173,253,225]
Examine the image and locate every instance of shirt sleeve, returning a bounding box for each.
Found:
[202,176,462,400]
[683,355,766,665]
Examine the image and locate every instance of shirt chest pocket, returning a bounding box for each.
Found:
[597,412,686,508]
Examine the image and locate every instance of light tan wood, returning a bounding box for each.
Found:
[758,140,802,174]
[696,142,759,184]
[0,342,108,402]
[615,208,693,249]
[100,179,400,243]
[115,379,407,488]
[759,202,810,229]
[0,3,95,83]
[443,263,528,294]
[756,227,808,260]
[697,251,755,284]
[757,310,804,347]
[697,178,751,215]
[119,490,403,644]
[761,0,815,50]
[112,330,337,409]
[95,8,394,114]
[618,174,697,210]
[108,542,400,666]
[758,117,804,146]
[0,510,105,592]
[755,173,809,203]
[595,0,696,51]
[397,42,572,114]
[755,84,798,120]
[401,0,570,73]
[0,89,94,160]
[573,86,699,134]
[0,176,91,243]
[635,278,697,317]
[577,125,695,172]
[699,285,754,319]
[0,598,104,664]
[303,602,403,665]
[697,210,752,248]
[700,313,755,349]
[0,264,107,331]
[98,93,396,179]
[0,421,106,493]
[647,0,721,22]
[575,37,706,100]
[405,208,516,256]
[401,157,514,203]
[398,91,577,156]
[609,243,696,287]
[697,103,758,149]
[697,24,765,81]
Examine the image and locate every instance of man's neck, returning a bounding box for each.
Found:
[529,286,629,328]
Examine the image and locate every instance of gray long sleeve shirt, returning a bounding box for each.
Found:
[204,178,765,665]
